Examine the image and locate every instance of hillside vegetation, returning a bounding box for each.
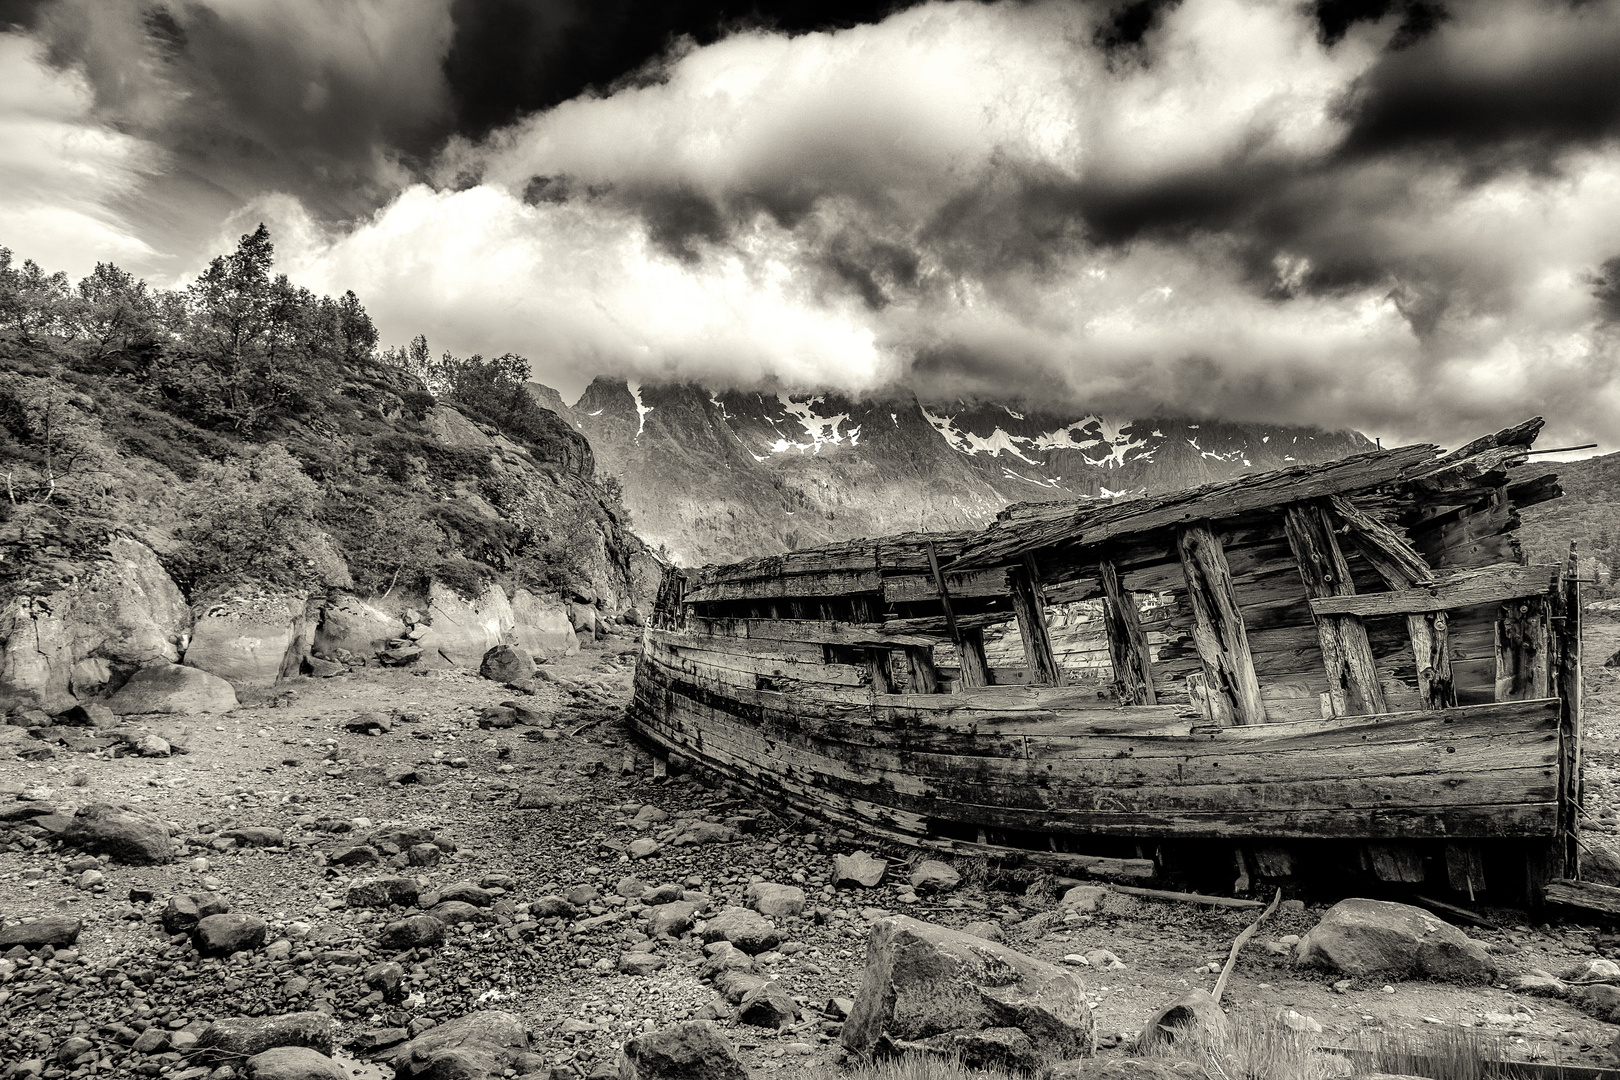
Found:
[0,226,650,614]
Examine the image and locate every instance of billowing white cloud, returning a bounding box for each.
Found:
[0,32,160,275]
[264,0,1620,448]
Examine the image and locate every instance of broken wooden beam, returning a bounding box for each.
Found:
[1100,557,1157,705]
[1177,524,1266,724]
[1286,502,1386,717]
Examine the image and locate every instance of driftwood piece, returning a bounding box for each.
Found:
[1212,888,1282,1004]
[1110,885,1265,909]
[1285,503,1386,717]
[1178,524,1266,725]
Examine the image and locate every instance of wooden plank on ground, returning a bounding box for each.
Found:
[1543,879,1620,917]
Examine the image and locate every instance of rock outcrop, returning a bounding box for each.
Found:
[1296,898,1496,982]
[183,594,316,694]
[0,537,189,713]
[416,583,513,669]
[842,915,1093,1063]
[509,588,579,659]
[373,1009,534,1078]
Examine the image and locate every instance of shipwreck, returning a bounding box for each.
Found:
[631,418,1586,902]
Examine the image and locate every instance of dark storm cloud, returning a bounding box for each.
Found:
[442,0,914,140]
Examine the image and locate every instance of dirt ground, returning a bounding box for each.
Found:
[5,617,1620,1077]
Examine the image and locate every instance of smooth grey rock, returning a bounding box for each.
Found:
[374,1009,531,1078]
[747,882,806,919]
[1296,898,1496,983]
[701,907,781,954]
[195,1013,336,1059]
[377,915,446,950]
[617,1020,747,1080]
[909,859,961,893]
[0,915,83,949]
[194,914,268,956]
[109,663,237,716]
[833,851,887,888]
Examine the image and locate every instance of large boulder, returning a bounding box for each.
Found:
[701,907,781,954]
[509,588,579,659]
[479,645,533,684]
[183,594,315,694]
[618,1020,747,1080]
[196,1013,337,1060]
[374,1009,532,1078]
[842,915,1093,1062]
[313,596,399,660]
[0,537,190,713]
[415,583,514,669]
[195,913,268,956]
[108,663,237,716]
[1296,898,1496,982]
[62,803,173,864]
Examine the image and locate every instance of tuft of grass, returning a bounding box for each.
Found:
[1139,1011,1341,1080]
[1345,1024,1511,1080]
[828,1055,1016,1080]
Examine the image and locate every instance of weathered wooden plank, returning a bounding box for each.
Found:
[652,627,826,664]
[882,610,1017,636]
[1285,503,1386,717]
[1554,544,1583,877]
[904,646,940,694]
[686,568,882,603]
[647,638,868,688]
[690,616,939,650]
[1100,558,1156,705]
[1495,596,1551,702]
[883,568,1010,604]
[1178,524,1267,724]
[1112,885,1264,909]
[1309,564,1558,617]
[1408,611,1457,709]
[1012,555,1063,687]
[1329,495,1435,586]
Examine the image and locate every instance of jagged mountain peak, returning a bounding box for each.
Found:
[528,377,1373,564]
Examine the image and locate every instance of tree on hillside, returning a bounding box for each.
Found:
[0,247,75,344]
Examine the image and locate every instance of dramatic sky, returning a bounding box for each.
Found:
[4,0,1620,449]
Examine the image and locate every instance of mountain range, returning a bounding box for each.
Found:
[530,378,1376,565]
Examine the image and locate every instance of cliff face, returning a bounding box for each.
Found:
[536,379,1375,565]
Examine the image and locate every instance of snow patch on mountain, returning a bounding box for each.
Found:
[628,382,653,443]
[766,393,858,454]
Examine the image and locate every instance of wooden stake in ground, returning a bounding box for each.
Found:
[1137,889,1283,1053]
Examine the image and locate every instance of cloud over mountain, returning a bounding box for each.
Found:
[4,0,1620,447]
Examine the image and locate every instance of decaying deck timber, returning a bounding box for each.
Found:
[630,417,1585,899]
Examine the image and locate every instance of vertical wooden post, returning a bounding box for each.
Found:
[904,646,939,694]
[1100,558,1157,705]
[867,650,894,694]
[1409,611,1457,709]
[1554,542,1583,878]
[1494,596,1550,701]
[1176,524,1266,725]
[1011,554,1063,687]
[957,629,990,689]
[1284,503,1387,716]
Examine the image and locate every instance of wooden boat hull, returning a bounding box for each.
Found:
[630,631,1562,864]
